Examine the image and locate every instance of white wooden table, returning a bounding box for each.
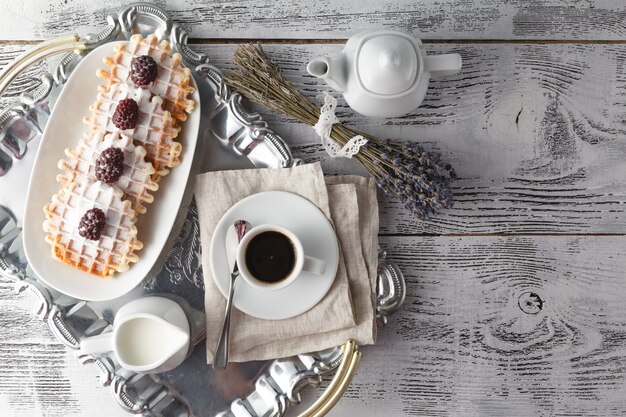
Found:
[2,1,626,416]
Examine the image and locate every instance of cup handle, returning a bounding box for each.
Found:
[423,53,462,77]
[303,256,326,275]
[79,332,114,355]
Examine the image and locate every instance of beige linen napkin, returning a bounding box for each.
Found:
[194,163,379,362]
[326,175,380,340]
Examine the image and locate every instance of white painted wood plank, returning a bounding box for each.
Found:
[5,235,626,416]
[0,278,128,417]
[6,41,626,234]
[325,235,626,416]
[0,12,624,416]
[11,41,626,234]
[0,44,624,230]
[0,0,624,40]
[199,43,626,234]
[0,45,47,108]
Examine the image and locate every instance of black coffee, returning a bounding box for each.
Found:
[245,231,296,283]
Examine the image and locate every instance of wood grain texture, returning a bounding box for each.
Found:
[13,42,626,234]
[9,235,626,417]
[2,1,626,416]
[199,43,626,234]
[0,278,128,417]
[0,45,46,108]
[0,0,625,41]
[325,235,626,417]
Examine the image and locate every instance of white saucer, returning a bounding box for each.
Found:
[209,191,339,320]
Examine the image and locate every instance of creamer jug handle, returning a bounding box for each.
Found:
[80,332,114,355]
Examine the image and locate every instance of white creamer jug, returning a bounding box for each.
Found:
[79,296,190,374]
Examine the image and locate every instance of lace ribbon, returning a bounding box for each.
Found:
[313,92,368,158]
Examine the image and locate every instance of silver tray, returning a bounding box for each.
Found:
[0,4,406,417]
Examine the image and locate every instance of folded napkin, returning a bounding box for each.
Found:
[194,162,379,362]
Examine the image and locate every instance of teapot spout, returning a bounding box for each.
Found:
[307,55,347,93]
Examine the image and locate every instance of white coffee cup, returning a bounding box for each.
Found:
[236,224,326,291]
[79,297,190,374]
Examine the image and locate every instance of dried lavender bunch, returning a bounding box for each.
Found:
[224,44,456,219]
[363,141,456,219]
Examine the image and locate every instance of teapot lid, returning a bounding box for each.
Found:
[357,35,418,95]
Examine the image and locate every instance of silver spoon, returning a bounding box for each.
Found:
[213,219,250,370]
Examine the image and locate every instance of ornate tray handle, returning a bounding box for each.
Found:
[0,34,87,96]
[300,340,361,417]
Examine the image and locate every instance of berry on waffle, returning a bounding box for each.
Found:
[83,82,181,178]
[98,34,195,124]
[58,131,158,214]
[43,179,143,278]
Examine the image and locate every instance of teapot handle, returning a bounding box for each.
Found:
[423,53,462,77]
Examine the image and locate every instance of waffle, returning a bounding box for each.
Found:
[43,179,143,277]
[97,33,195,124]
[84,82,182,177]
[58,131,159,214]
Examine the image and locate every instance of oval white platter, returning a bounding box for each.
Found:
[22,41,201,301]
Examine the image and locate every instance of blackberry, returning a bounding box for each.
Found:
[95,147,124,184]
[112,98,139,130]
[78,208,106,241]
[131,55,158,86]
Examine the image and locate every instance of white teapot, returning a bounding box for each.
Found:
[307,30,462,118]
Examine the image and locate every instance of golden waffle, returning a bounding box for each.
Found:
[43,179,143,277]
[58,131,159,214]
[98,33,195,124]
[84,82,181,177]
